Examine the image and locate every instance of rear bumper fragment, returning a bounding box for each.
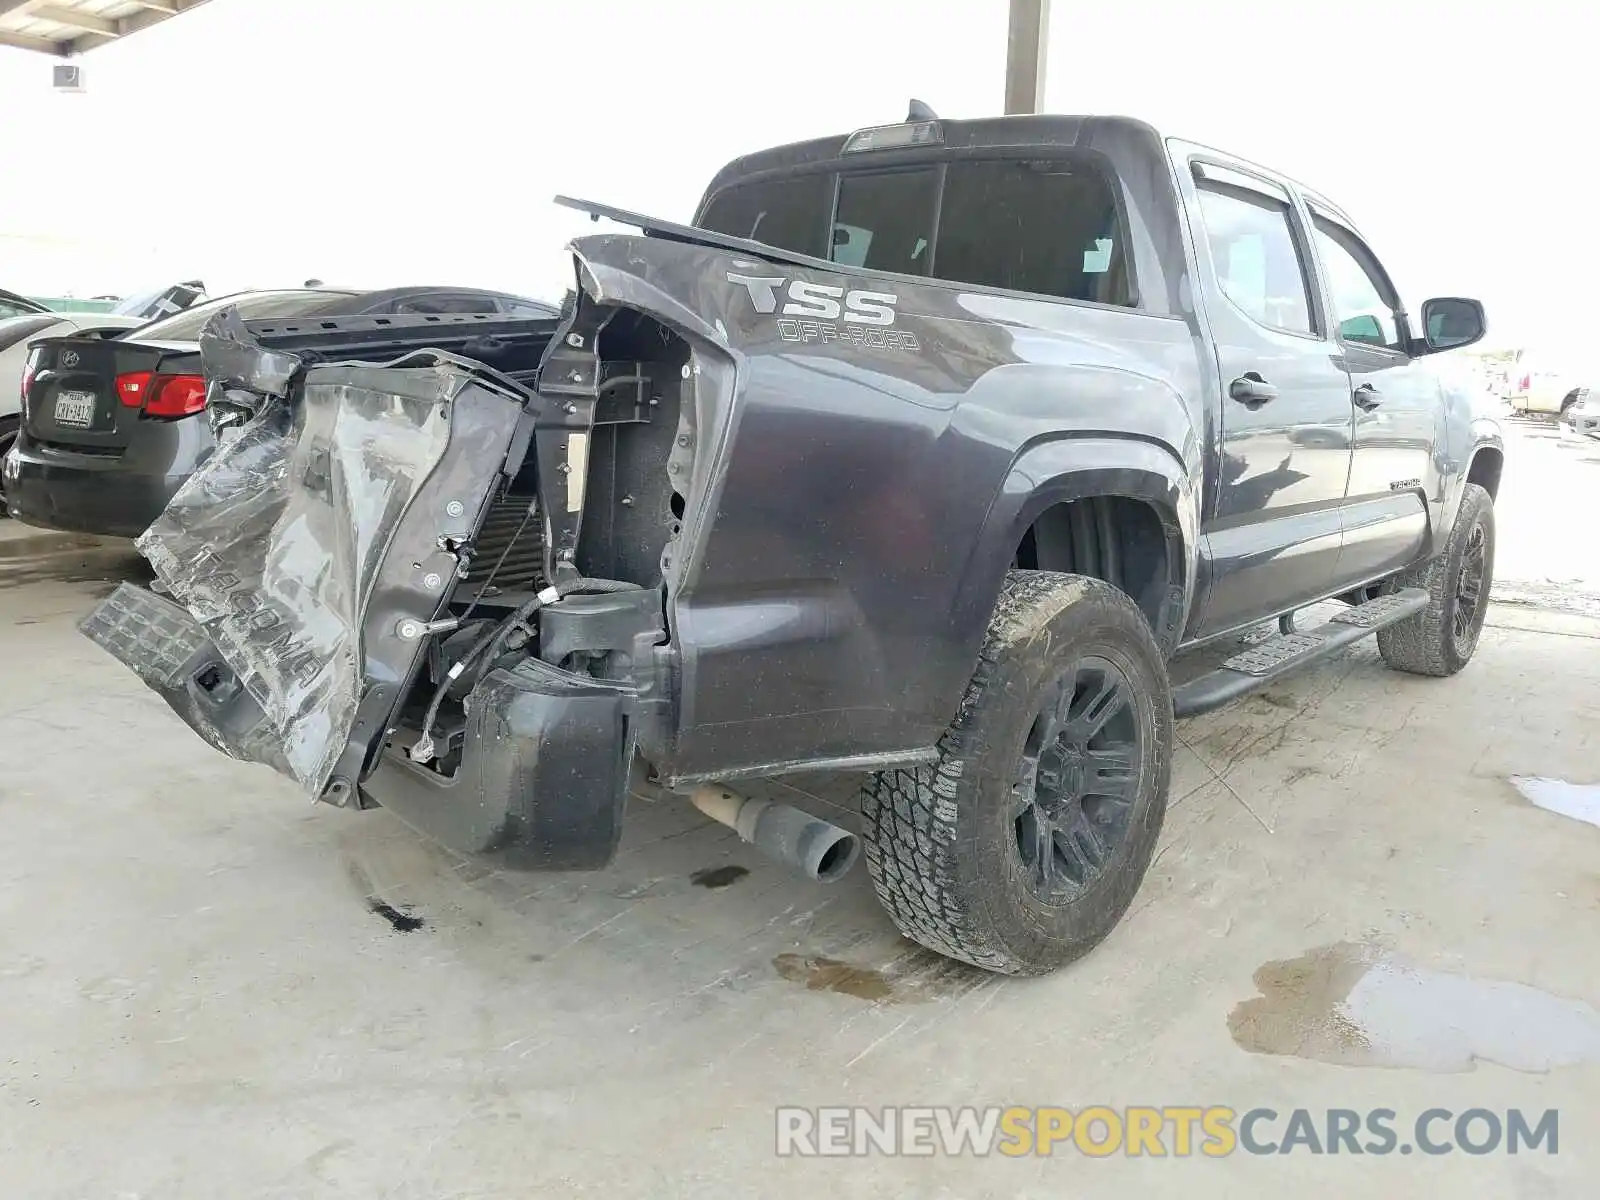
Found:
[79,582,294,775]
[81,582,637,871]
[366,658,637,871]
[4,446,183,538]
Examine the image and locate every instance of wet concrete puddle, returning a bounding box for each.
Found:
[1230,943,1600,1073]
[774,950,991,1004]
[1509,776,1600,830]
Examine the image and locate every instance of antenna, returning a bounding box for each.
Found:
[906,99,938,122]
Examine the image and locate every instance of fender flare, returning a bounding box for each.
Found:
[954,435,1200,653]
[1440,425,1505,538]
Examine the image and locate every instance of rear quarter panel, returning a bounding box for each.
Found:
[571,234,1204,782]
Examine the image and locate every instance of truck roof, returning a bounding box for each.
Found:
[701,113,1144,198]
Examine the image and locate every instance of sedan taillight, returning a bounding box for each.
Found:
[18,346,45,415]
[114,371,207,419]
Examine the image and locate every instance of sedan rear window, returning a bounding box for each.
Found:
[132,290,359,342]
[0,315,61,354]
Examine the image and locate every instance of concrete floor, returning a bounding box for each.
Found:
[2,419,1598,1198]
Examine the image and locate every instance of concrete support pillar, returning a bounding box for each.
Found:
[1003,0,1050,115]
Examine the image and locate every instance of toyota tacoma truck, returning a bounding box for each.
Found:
[73,108,1503,976]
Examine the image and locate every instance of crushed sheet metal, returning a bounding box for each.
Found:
[198,308,304,438]
[135,348,459,795]
[200,309,300,397]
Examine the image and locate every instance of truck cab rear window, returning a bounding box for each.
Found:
[699,156,1133,307]
[832,169,937,276]
[938,159,1128,304]
[698,174,832,259]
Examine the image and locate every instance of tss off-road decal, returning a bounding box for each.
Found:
[726,272,920,351]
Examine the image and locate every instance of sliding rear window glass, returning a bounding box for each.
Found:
[698,174,831,258]
[699,154,1134,307]
[832,169,938,276]
[937,159,1129,304]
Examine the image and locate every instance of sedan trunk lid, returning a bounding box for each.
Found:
[23,335,199,452]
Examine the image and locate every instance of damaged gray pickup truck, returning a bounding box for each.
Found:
[79,110,1503,975]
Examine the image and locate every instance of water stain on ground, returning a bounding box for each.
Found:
[1509,776,1600,830]
[775,954,894,1001]
[1229,942,1600,1073]
[690,864,749,889]
[774,948,990,1004]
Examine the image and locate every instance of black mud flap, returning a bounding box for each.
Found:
[78,314,527,801]
[365,658,636,870]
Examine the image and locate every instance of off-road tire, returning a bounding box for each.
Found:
[1377,483,1495,677]
[859,572,1173,976]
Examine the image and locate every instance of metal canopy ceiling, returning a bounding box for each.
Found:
[0,0,212,56]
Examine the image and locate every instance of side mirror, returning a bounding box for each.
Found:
[1418,296,1486,354]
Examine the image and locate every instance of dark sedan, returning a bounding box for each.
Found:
[3,285,556,538]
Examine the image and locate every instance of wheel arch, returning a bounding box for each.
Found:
[954,436,1200,657]
[1466,443,1504,501]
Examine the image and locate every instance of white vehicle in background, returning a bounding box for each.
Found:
[1507,357,1591,417]
[1561,388,1600,439]
[0,311,144,515]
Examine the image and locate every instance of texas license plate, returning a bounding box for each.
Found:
[53,390,97,427]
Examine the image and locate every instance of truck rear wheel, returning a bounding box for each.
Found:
[1377,483,1495,677]
[860,572,1172,975]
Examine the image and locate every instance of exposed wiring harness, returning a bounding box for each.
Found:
[407,575,642,765]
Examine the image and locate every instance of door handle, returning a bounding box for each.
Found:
[1229,372,1279,408]
[1352,383,1382,411]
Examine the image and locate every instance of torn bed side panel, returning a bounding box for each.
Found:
[200,308,301,399]
[197,308,303,436]
[132,369,455,795]
[89,317,527,798]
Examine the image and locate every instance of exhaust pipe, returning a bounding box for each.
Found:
[690,785,860,883]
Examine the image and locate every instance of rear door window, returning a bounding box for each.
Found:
[936,159,1129,304]
[1195,183,1316,335]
